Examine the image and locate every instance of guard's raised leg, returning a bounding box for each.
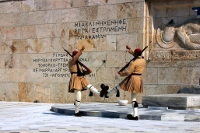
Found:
[86,84,100,96]
[100,84,120,98]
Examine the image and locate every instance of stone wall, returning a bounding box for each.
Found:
[0,0,199,104]
[0,0,147,103]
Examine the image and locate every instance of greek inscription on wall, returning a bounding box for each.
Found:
[32,20,126,78]
[32,53,95,78]
[71,19,127,39]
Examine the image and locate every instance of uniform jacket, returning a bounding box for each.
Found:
[68,49,90,93]
[119,48,146,93]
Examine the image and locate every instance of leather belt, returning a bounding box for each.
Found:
[131,73,142,76]
[71,72,78,74]
[126,73,142,85]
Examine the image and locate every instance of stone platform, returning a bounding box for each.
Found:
[50,102,200,121]
[142,94,200,110]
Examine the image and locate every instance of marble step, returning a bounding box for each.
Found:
[178,87,200,94]
[142,94,200,110]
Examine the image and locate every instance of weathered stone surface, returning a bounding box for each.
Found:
[167,85,182,94]
[142,94,200,109]
[144,85,168,96]
[50,83,67,103]
[95,35,117,51]
[13,12,29,26]
[0,0,199,104]
[150,50,171,61]
[0,2,20,13]
[147,60,200,68]
[96,68,116,83]
[27,39,44,53]
[28,11,46,25]
[107,0,134,4]
[192,67,200,85]
[143,68,158,84]
[36,24,54,38]
[171,50,198,60]
[117,2,144,18]
[106,51,125,67]
[9,69,28,82]
[0,14,14,27]
[0,83,18,101]
[18,82,51,103]
[85,52,107,68]
[178,87,200,94]
[21,0,36,12]
[21,26,36,39]
[18,82,35,102]
[80,6,98,21]
[158,67,193,84]
[117,33,138,50]
[35,0,53,11]
[0,41,13,54]
[12,40,28,53]
[6,27,21,40]
[97,5,117,20]
[127,18,144,33]
[62,8,81,23]
[46,10,62,24]
[167,7,190,17]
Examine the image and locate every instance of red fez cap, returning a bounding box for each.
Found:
[72,50,78,56]
[134,48,142,53]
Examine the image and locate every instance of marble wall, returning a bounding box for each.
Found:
[144,0,200,102]
[0,0,199,104]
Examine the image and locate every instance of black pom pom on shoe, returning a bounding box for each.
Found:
[100,84,109,98]
[116,89,120,97]
[89,91,93,96]
[105,85,109,98]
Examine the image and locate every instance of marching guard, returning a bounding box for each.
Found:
[100,45,146,120]
[68,46,100,117]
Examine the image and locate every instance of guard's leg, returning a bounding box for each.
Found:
[86,84,100,96]
[105,85,121,98]
[131,93,138,117]
[127,93,139,120]
[74,90,82,116]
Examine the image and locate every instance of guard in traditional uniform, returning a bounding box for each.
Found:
[68,46,100,117]
[100,45,146,120]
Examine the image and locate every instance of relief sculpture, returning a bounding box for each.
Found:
[156,18,200,50]
[177,23,200,49]
[156,26,176,48]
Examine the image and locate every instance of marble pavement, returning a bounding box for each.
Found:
[1,102,200,133]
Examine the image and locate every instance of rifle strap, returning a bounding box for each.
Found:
[76,62,84,76]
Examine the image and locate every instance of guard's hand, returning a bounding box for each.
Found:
[81,46,85,50]
[88,70,92,73]
[118,71,122,76]
[83,70,92,75]
[126,45,131,50]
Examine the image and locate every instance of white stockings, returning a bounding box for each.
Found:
[131,93,138,117]
[74,90,81,113]
[86,84,100,96]
[107,85,121,97]
[74,84,100,113]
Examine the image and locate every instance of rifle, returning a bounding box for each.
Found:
[118,42,151,72]
[62,47,92,74]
